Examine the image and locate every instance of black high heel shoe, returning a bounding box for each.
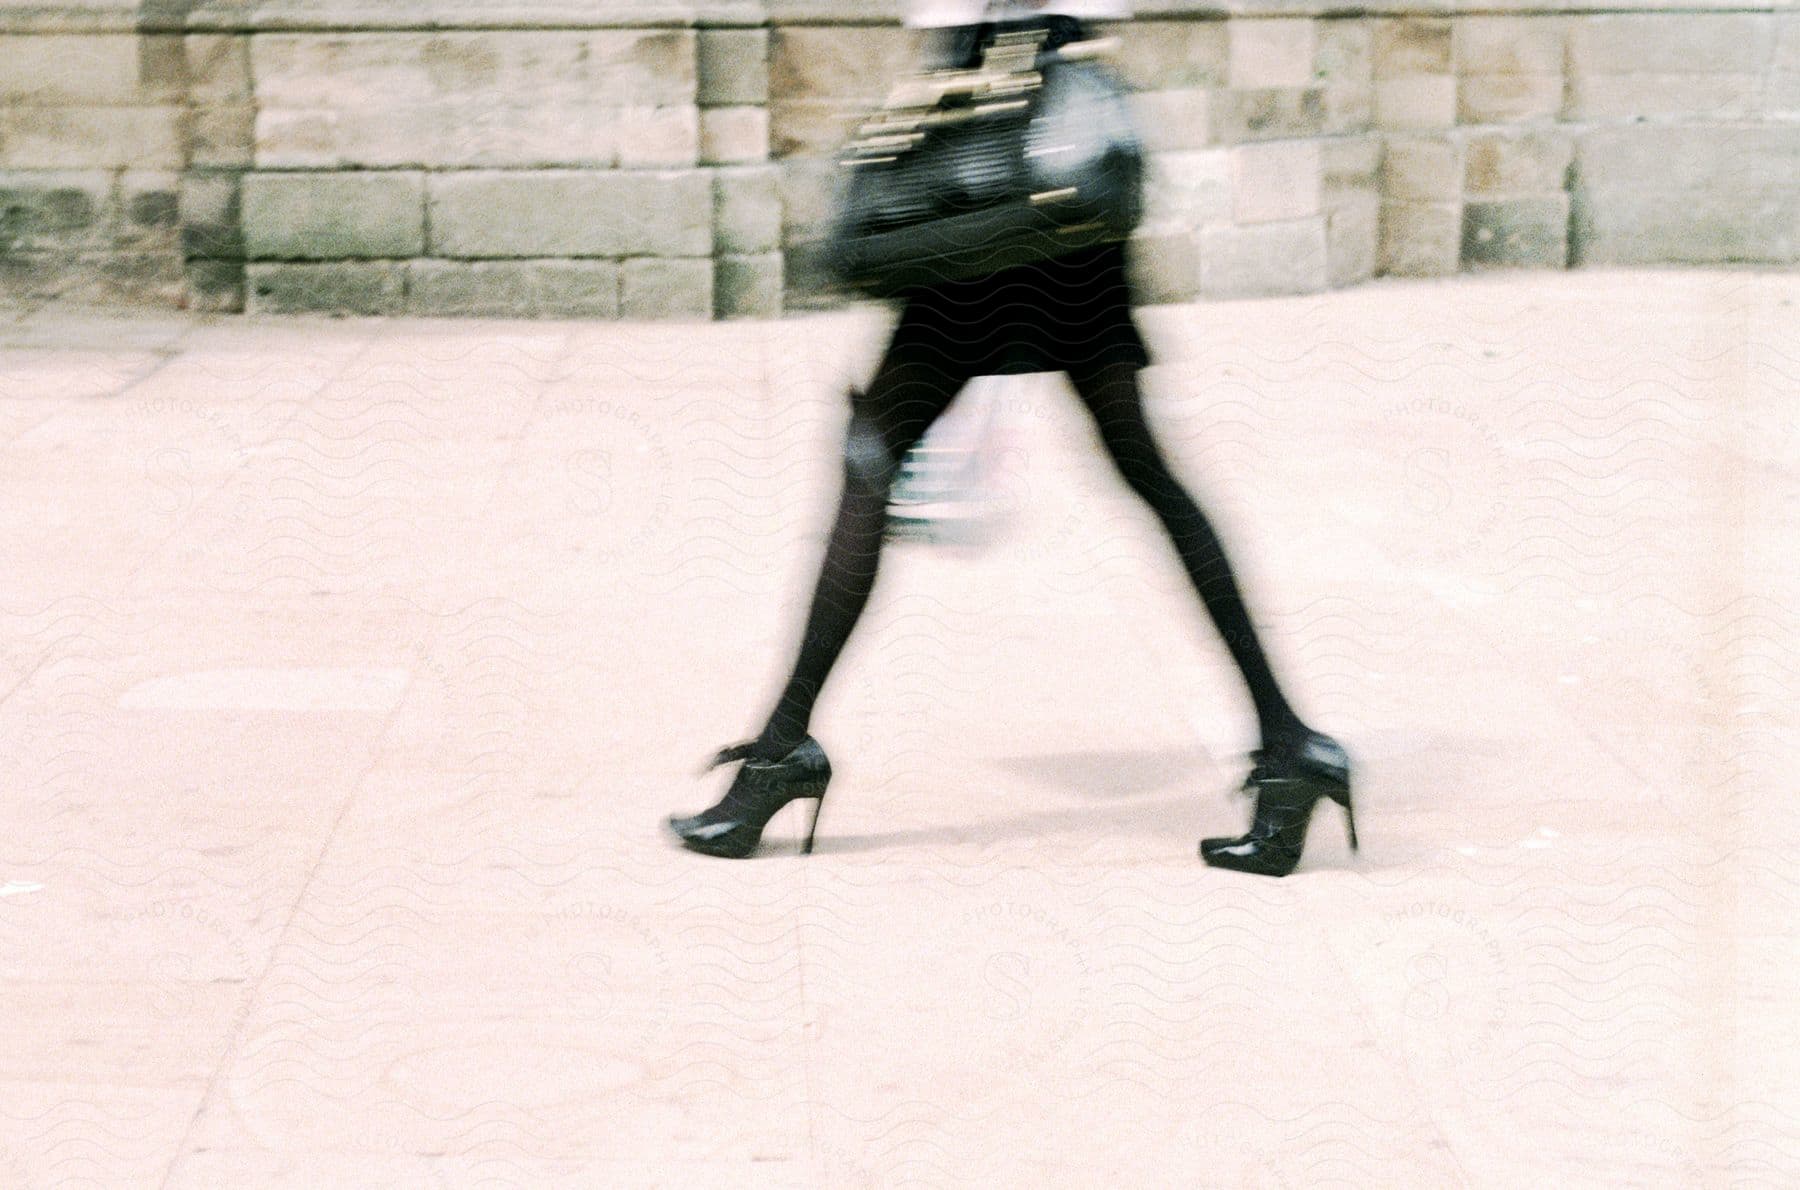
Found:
[666,738,832,859]
[1200,732,1356,877]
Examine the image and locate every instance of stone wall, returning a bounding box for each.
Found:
[0,2,1795,317]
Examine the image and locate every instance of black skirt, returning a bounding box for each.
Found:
[884,242,1151,381]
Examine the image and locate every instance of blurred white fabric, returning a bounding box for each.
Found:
[887,375,1033,545]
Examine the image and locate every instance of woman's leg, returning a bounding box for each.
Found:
[748,349,965,759]
[1068,359,1309,754]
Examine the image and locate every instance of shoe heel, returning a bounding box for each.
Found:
[802,793,826,856]
[1340,793,1358,852]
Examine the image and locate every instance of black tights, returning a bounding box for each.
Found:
[750,354,1307,760]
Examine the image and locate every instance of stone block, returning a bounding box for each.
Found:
[0,34,140,105]
[769,100,861,160]
[1211,88,1326,144]
[428,170,712,258]
[1455,17,1567,77]
[1322,83,1373,136]
[701,106,770,166]
[779,240,841,307]
[779,157,840,246]
[1382,136,1464,203]
[1315,22,1373,87]
[715,165,782,255]
[137,35,189,102]
[0,106,185,169]
[242,171,425,260]
[1572,188,1799,266]
[532,259,626,318]
[185,34,251,102]
[1107,21,1230,91]
[714,253,782,319]
[619,105,701,169]
[1463,195,1570,268]
[1458,76,1563,125]
[246,261,405,315]
[124,176,179,230]
[1779,15,1800,73]
[1380,200,1462,277]
[582,30,697,105]
[251,34,448,107]
[19,249,91,302]
[1772,70,1800,120]
[184,258,245,313]
[191,105,255,169]
[409,258,533,316]
[769,26,920,102]
[0,172,106,247]
[1323,137,1381,210]
[1143,149,1233,229]
[1576,126,1800,196]
[1375,76,1457,131]
[1374,19,1453,78]
[1127,224,1199,305]
[699,27,769,106]
[112,172,180,255]
[1200,217,1328,298]
[1129,90,1213,153]
[621,257,713,321]
[0,255,45,303]
[1567,14,1772,76]
[178,171,241,259]
[408,259,620,318]
[1566,74,1763,123]
[1232,141,1323,224]
[252,31,697,109]
[1328,191,1379,287]
[1229,20,1317,89]
[1464,130,1573,199]
[256,104,622,170]
[54,250,184,307]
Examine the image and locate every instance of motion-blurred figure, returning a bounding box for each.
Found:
[668,1,1358,875]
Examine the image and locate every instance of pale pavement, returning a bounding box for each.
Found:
[0,270,1795,1186]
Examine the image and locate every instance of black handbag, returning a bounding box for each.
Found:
[825,29,1144,298]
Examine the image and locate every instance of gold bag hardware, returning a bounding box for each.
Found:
[843,33,1121,162]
